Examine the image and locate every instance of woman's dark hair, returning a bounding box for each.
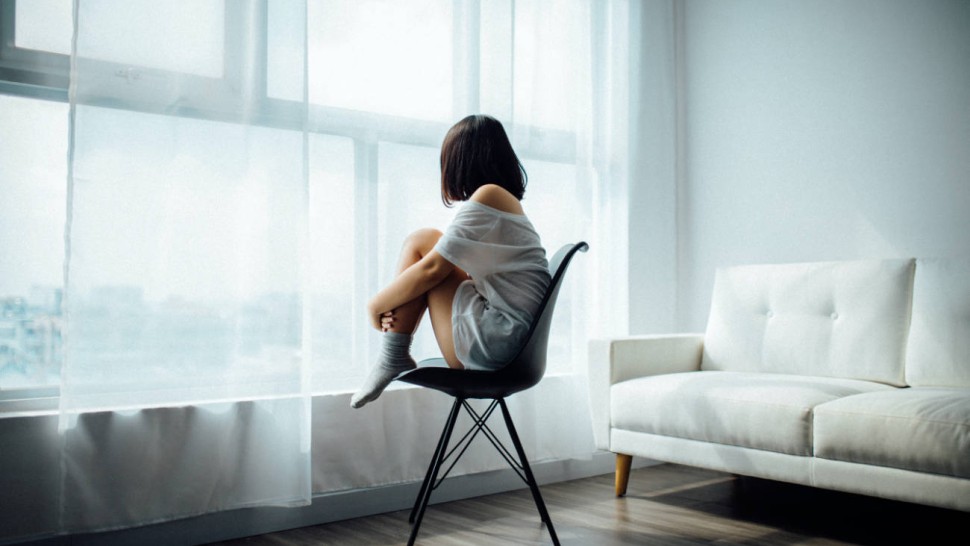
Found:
[440,115,527,206]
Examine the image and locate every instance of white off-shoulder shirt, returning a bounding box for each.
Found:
[433,201,551,370]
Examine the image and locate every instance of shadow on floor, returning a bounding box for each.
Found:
[630,470,969,546]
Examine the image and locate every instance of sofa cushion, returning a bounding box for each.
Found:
[610,371,894,456]
[906,258,970,387]
[814,388,970,479]
[702,259,914,386]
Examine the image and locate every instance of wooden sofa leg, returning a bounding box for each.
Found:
[615,453,633,497]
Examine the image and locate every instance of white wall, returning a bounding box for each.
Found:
[628,0,680,335]
[677,0,970,330]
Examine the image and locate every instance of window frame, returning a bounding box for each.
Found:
[1,1,574,155]
[0,0,68,100]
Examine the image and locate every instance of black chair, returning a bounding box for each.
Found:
[395,241,588,546]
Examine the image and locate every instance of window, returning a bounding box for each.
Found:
[0,93,68,389]
[306,0,454,121]
[76,1,224,77]
[14,0,72,55]
[0,0,592,394]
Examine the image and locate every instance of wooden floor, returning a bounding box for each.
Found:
[209,464,968,545]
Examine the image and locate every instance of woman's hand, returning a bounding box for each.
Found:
[379,310,396,332]
[367,300,396,332]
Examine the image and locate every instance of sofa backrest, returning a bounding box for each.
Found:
[701,259,915,386]
[906,258,970,387]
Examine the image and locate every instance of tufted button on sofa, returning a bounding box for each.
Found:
[588,258,970,511]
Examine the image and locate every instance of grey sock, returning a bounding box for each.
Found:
[350,332,417,408]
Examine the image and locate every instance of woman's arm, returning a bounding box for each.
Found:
[366,249,456,329]
[365,184,516,330]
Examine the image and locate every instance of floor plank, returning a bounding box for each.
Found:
[208,464,969,545]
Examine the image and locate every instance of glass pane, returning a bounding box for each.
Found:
[524,160,584,249]
[75,0,225,78]
[15,0,73,55]
[304,0,453,121]
[522,158,586,374]
[308,134,356,391]
[0,95,69,389]
[377,142,454,361]
[479,0,513,120]
[65,106,306,408]
[267,0,307,102]
[513,0,586,131]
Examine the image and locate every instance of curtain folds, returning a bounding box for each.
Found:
[60,0,312,531]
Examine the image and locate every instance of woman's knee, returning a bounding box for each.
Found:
[403,228,443,254]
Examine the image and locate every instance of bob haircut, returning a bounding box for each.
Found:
[440,115,527,206]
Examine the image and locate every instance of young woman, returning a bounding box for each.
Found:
[351,115,551,408]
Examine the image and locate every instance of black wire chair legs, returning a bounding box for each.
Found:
[409,396,461,524]
[408,397,463,546]
[499,399,558,534]
[407,396,560,546]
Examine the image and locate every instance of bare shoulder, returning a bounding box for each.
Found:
[469,184,524,215]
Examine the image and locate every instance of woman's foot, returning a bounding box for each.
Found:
[350,359,416,408]
[351,332,417,408]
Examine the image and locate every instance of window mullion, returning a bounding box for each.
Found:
[352,139,380,371]
[452,0,480,116]
[223,0,269,114]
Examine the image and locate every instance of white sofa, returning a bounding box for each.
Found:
[588,258,970,511]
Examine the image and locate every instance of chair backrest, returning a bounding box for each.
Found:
[492,241,589,394]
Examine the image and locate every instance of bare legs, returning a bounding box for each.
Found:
[382,228,467,370]
[351,228,468,408]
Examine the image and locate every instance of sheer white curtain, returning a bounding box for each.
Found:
[52,0,644,530]
[60,0,311,531]
[300,0,639,492]
[296,0,623,385]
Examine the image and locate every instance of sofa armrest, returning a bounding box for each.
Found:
[587,334,705,450]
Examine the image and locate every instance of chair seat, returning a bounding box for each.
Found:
[397,358,538,399]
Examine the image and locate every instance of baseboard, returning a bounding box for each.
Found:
[16,452,657,546]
